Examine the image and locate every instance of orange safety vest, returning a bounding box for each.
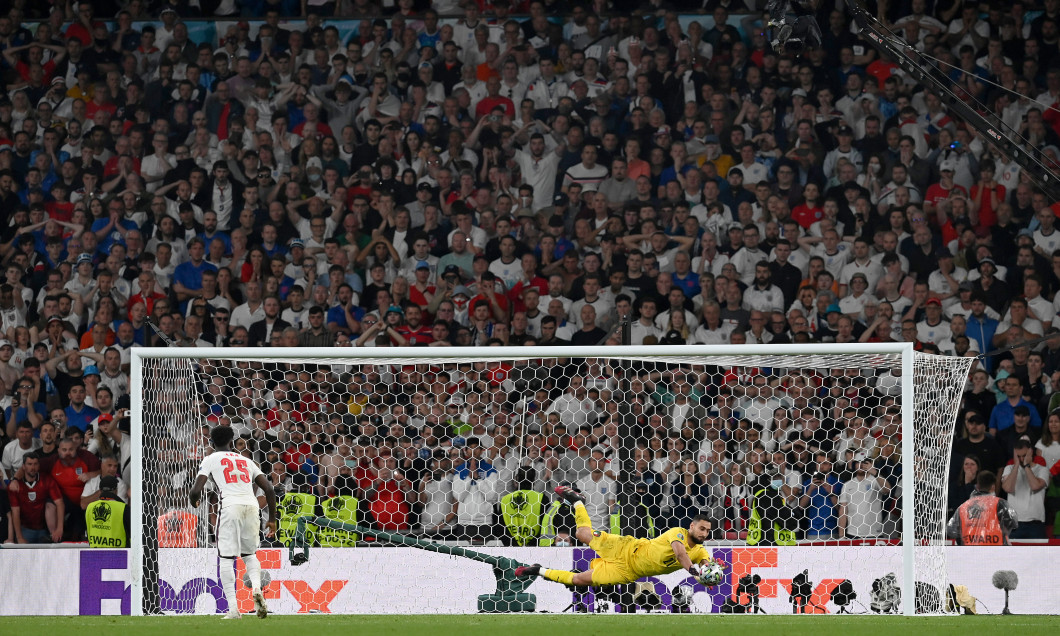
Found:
[956,495,1008,546]
[158,510,199,547]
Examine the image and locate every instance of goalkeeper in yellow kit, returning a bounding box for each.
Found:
[515,486,724,587]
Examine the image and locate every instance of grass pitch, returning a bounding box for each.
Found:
[1,614,1058,636]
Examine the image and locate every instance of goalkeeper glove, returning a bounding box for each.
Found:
[687,564,702,578]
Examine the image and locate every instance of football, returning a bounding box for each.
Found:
[697,561,726,588]
[242,570,272,589]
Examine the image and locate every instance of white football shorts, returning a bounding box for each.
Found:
[217,504,261,558]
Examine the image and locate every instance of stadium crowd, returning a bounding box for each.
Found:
[3,0,1060,546]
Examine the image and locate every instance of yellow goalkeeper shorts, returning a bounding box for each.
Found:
[588,531,639,586]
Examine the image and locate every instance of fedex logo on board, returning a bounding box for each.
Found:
[78,550,346,615]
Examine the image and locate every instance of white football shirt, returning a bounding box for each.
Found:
[197,450,263,508]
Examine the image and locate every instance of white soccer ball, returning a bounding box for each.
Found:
[242,570,272,589]
[697,561,726,587]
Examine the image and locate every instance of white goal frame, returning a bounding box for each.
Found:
[131,342,947,616]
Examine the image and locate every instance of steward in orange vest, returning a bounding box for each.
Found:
[158,510,199,547]
[946,470,1018,545]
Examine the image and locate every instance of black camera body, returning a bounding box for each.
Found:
[790,570,812,599]
[790,569,813,613]
[831,579,857,613]
[737,574,762,598]
[721,574,764,614]
[832,579,856,604]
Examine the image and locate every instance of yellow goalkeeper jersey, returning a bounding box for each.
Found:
[628,527,710,577]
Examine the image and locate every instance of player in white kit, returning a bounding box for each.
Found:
[191,425,278,619]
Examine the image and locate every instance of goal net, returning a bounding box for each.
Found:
[131,344,972,616]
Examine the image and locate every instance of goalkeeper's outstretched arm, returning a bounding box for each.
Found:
[675,540,716,584]
[672,540,695,573]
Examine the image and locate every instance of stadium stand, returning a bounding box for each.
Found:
[2,0,1060,548]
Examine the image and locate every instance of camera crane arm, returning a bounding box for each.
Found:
[844,0,1060,204]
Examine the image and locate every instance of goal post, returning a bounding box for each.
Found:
[902,347,915,618]
[130,343,972,616]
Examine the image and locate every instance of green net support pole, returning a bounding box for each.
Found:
[289,517,537,612]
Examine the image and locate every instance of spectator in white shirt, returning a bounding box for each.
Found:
[575,455,617,530]
[1,421,41,476]
[838,273,875,318]
[79,456,129,509]
[1023,275,1052,324]
[630,297,663,345]
[546,375,595,431]
[937,315,980,356]
[730,143,768,187]
[1033,207,1060,256]
[1001,437,1050,538]
[229,279,265,330]
[743,262,785,313]
[729,225,769,285]
[839,238,884,295]
[997,298,1043,340]
[917,298,952,345]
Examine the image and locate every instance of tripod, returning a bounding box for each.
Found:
[738,589,765,614]
[748,593,764,614]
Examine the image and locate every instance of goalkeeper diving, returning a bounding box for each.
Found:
[516,486,726,587]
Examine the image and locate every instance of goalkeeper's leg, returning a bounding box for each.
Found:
[515,486,598,586]
[514,563,596,586]
[554,485,594,545]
